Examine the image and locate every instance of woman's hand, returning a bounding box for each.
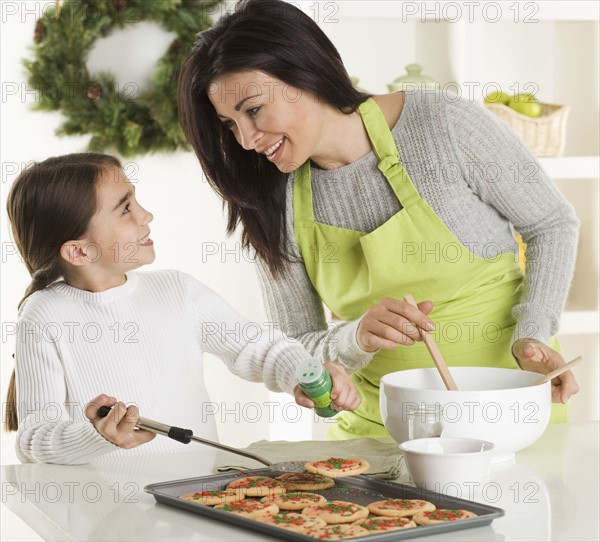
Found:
[356,297,435,352]
[85,394,156,449]
[294,362,361,412]
[512,339,580,403]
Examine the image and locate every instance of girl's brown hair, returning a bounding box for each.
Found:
[4,153,121,432]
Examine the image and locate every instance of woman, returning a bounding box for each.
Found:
[178,0,579,439]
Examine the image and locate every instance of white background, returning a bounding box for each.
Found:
[1,0,599,467]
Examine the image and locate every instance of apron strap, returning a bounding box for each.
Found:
[358,98,421,207]
[293,97,422,223]
[293,160,315,223]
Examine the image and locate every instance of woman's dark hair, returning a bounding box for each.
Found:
[4,152,121,432]
[178,0,371,274]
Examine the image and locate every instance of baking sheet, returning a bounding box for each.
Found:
[145,468,504,541]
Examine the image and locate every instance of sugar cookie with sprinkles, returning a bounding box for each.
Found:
[304,523,369,539]
[226,476,286,497]
[305,457,369,478]
[262,491,327,510]
[213,498,278,518]
[275,472,335,490]
[353,515,417,532]
[302,500,369,524]
[367,498,435,517]
[256,512,327,532]
[413,509,477,525]
[179,489,243,506]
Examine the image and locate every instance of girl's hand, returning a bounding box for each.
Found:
[85,394,156,449]
[294,362,361,412]
[356,297,435,352]
[512,339,580,403]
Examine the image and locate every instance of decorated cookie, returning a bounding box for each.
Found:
[226,476,286,497]
[367,498,436,517]
[179,489,243,506]
[304,523,369,540]
[213,498,278,518]
[262,491,327,510]
[275,472,336,490]
[302,500,369,524]
[305,457,369,478]
[256,512,327,532]
[413,509,477,525]
[353,515,417,532]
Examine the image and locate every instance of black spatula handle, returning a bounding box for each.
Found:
[96,405,192,443]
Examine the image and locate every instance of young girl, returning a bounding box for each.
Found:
[5,152,360,465]
[178,0,579,439]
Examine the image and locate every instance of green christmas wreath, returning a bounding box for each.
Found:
[25,0,222,157]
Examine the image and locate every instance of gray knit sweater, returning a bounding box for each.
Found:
[256,90,579,371]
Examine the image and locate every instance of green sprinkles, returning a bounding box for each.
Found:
[428,509,463,520]
[271,514,304,525]
[320,502,358,515]
[321,457,356,470]
[221,500,262,512]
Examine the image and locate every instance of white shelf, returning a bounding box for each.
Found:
[539,156,600,179]
[333,1,600,21]
[559,311,600,335]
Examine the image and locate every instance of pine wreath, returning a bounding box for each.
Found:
[25,0,222,157]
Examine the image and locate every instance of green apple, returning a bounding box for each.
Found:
[484,91,511,105]
[507,93,542,118]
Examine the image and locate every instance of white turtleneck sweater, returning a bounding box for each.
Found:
[14,270,309,465]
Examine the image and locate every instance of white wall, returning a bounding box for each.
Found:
[2,1,599,469]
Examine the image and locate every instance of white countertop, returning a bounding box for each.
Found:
[2,422,598,541]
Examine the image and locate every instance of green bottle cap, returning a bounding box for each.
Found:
[295,359,324,385]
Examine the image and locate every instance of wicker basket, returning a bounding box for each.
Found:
[484,102,571,157]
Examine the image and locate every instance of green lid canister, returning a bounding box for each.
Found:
[387,63,438,93]
[295,359,338,418]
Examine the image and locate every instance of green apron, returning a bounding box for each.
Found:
[293,98,566,439]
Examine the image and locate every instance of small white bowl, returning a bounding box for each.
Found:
[400,437,495,494]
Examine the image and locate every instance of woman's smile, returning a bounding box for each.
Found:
[264,137,285,161]
[209,70,327,173]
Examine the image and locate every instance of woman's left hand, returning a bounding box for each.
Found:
[294,362,361,412]
[512,339,580,403]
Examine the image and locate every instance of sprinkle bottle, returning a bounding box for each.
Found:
[295,359,337,418]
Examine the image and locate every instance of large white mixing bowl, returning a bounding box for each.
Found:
[380,367,551,462]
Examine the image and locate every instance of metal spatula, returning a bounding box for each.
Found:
[97,406,306,472]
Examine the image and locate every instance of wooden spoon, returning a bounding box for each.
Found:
[404,295,458,391]
[531,356,583,385]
